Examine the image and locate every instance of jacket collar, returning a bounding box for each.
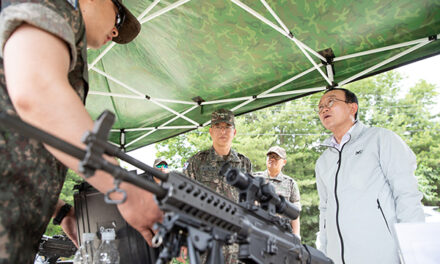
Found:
[209,146,241,162]
[321,121,366,148]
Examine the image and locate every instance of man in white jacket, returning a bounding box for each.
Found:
[314,88,424,264]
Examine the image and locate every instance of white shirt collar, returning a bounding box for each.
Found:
[330,122,357,151]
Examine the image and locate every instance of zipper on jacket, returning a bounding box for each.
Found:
[377,199,392,234]
[334,146,346,264]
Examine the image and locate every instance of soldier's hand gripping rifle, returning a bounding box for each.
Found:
[0,110,333,264]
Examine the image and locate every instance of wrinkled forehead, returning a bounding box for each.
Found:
[319,90,345,104]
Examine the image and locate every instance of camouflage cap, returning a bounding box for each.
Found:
[112,0,141,44]
[153,158,168,167]
[267,146,287,159]
[211,109,235,126]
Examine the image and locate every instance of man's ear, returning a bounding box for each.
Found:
[283,159,287,166]
[351,103,358,118]
[233,128,237,137]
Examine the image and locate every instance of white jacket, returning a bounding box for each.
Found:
[315,122,424,264]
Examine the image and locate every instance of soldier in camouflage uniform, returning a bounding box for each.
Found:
[255,146,301,236]
[184,108,251,263]
[0,1,161,263]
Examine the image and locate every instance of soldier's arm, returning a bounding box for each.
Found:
[4,24,162,244]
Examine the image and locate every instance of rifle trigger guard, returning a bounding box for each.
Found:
[104,179,127,204]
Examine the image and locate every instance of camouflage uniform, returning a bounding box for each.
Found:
[185,146,251,202]
[184,147,251,263]
[256,170,301,210]
[0,0,87,263]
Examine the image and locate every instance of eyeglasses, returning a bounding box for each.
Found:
[316,98,348,114]
[211,124,234,132]
[111,0,126,31]
[267,154,282,160]
[156,164,168,169]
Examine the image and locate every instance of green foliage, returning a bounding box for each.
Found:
[156,71,440,246]
[45,169,83,237]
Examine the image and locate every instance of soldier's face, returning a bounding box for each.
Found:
[81,0,120,49]
[266,153,286,171]
[209,122,236,146]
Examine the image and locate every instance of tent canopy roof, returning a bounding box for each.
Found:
[86,0,440,151]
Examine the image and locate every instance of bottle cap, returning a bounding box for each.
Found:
[101,229,116,241]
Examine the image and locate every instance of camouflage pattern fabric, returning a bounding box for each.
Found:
[184,146,252,263]
[255,170,301,210]
[211,108,235,126]
[0,0,87,263]
[184,146,251,202]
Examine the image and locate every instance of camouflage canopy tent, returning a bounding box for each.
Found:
[86,0,440,151]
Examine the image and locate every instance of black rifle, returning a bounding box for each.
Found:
[37,235,76,264]
[0,110,333,264]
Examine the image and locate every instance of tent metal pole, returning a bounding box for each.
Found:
[230,0,326,62]
[154,98,198,105]
[158,126,198,129]
[261,65,319,95]
[231,0,331,84]
[137,0,162,21]
[339,40,431,86]
[260,0,290,34]
[89,91,198,105]
[140,0,192,24]
[223,64,322,114]
[91,67,144,96]
[288,36,332,85]
[109,141,120,147]
[334,37,432,62]
[89,0,161,68]
[326,64,334,82]
[111,127,154,132]
[120,129,126,150]
[125,128,157,148]
[89,91,145,100]
[89,42,116,69]
[158,105,200,128]
[150,99,200,126]
[260,0,334,85]
[201,97,253,105]
[124,104,199,147]
[258,87,326,98]
[231,98,255,112]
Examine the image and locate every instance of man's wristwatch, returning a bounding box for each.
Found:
[53,203,72,225]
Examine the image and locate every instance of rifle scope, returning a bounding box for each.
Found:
[223,167,300,221]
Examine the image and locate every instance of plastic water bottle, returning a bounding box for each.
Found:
[93,228,120,264]
[73,233,96,264]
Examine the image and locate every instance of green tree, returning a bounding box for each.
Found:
[45,169,82,236]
